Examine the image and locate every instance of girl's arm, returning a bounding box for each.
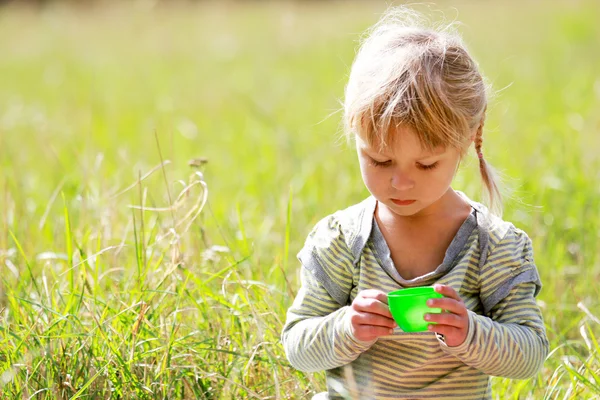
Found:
[438,281,548,379]
[437,225,549,378]
[281,212,396,372]
[281,266,377,373]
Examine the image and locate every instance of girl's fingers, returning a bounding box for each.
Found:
[354,300,394,318]
[360,289,390,304]
[351,311,397,329]
[427,298,466,315]
[354,325,395,341]
[354,293,393,318]
[424,312,466,329]
[433,284,461,301]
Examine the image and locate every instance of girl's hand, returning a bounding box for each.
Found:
[425,284,469,347]
[347,289,397,342]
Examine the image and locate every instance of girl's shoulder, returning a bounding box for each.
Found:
[456,190,529,258]
[472,201,540,314]
[304,196,376,256]
[473,201,532,260]
[298,198,375,306]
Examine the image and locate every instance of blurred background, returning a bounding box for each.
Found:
[0,0,599,398]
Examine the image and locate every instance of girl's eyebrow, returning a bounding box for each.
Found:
[417,151,445,161]
[363,147,446,160]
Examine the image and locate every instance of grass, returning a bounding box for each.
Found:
[0,0,599,398]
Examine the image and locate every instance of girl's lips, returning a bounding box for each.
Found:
[391,199,416,206]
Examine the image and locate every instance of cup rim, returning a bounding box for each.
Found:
[388,286,436,298]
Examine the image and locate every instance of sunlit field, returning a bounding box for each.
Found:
[0,0,599,398]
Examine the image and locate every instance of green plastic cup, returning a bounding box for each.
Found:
[388,286,444,332]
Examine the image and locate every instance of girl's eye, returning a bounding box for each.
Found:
[369,158,392,167]
[418,162,438,171]
[368,157,438,170]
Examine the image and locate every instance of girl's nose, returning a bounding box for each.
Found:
[390,170,415,191]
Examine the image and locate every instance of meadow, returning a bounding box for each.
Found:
[0,0,599,398]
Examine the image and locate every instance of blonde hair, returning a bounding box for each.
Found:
[344,6,502,215]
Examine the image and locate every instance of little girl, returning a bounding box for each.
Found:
[281,6,548,400]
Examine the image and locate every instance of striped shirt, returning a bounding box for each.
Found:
[281,192,549,399]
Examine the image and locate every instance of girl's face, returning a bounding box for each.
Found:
[356,126,464,219]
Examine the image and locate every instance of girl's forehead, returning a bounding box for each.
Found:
[356,133,446,158]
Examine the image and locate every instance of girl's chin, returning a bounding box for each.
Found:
[380,200,438,219]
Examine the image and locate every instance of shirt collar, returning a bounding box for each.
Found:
[349,192,491,266]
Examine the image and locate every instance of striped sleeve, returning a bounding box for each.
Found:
[479,226,542,315]
[439,227,549,378]
[439,282,549,378]
[281,215,376,372]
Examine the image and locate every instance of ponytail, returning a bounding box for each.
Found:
[474,113,503,216]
